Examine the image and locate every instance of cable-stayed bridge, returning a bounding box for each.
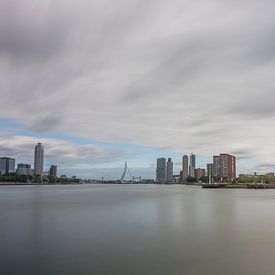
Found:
[120,162,141,183]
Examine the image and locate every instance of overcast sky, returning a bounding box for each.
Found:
[0,0,275,179]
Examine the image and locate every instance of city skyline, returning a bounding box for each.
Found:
[2,2,275,274]
[0,144,267,181]
[1,1,275,179]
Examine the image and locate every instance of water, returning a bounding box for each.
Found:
[1,184,275,275]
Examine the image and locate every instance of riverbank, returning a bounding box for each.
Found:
[0,182,82,186]
[202,183,275,189]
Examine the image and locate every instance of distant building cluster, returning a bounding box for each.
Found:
[156,157,174,183]
[0,143,58,178]
[156,153,236,184]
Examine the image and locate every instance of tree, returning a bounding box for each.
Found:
[186,176,197,183]
[199,176,209,183]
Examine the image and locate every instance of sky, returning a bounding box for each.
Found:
[0,0,275,179]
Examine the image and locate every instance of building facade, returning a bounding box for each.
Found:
[49,165,57,177]
[213,156,221,179]
[182,155,189,182]
[0,157,15,175]
[195,168,206,181]
[156,158,166,183]
[166,158,174,183]
[189,153,196,178]
[34,143,44,176]
[213,154,236,181]
[207,163,213,179]
[17,163,32,176]
[220,154,236,180]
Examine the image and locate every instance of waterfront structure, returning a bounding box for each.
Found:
[156,158,166,183]
[195,168,206,182]
[166,158,174,183]
[120,162,141,183]
[49,165,57,177]
[0,157,15,175]
[207,163,213,178]
[182,155,189,182]
[213,155,221,179]
[17,163,32,176]
[189,153,196,178]
[220,154,236,180]
[34,143,44,176]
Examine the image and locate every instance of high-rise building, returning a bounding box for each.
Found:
[189,153,196,178]
[0,157,15,175]
[34,143,44,176]
[220,154,236,180]
[207,163,213,178]
[213,154,236,181]
[195,168,206,181]
[182,155,189,182]
[213,156,221,179]
[156,158,166,183]
[49,165,57,177]
[17,163,32,176]
[166,158,174,182]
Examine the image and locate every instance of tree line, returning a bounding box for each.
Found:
[0,172,80,184]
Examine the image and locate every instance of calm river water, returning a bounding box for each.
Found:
[1,184,275,275]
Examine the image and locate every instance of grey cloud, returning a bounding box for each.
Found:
[229,90,275,119]
[1,0,275,175]
[120,36,215,103]
[230,149,256,160]
[26,113,64,132]
[0,2,66,64]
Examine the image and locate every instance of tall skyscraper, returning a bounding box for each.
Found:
[34,143,44,176]
[156,158,166,183]
[0,157,15,175]
[189,153,196,178]
[166,158,174,182]
[182,155,189,182]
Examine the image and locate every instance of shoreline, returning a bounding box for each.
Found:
[0,182,82,186]
[1,182,275,189]
[202,183,275,189]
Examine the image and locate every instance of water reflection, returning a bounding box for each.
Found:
[1,185,275,275]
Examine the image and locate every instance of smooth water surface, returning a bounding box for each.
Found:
[1,184,275,275]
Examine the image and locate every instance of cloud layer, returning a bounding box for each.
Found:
[0,135,121,168]
[1,0,275,173]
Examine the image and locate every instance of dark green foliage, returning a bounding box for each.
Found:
[199,176,209,183]
[186,176,197,183]
[0,173,80,184]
